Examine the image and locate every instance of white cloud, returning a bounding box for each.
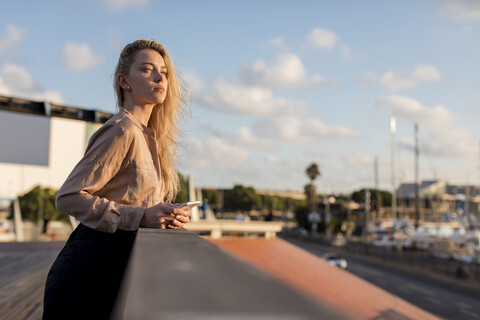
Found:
[256,155,313,190]
[306,27,338,49]
[234,126,275,149]
[0,25,26,55]
[303,118,360,139]
[381,65,442,92]
[238,53,323,89]
[0,77,11,95]
[439,0,480,21]
[399,126,477,160]
[265,155,280,165]
[268,37,289,51]
[181,70,204,98]
[376,95,457,125]
[0,63,62,102]
[256,116,303,141]
[187,52,327,117]
[196,79,307,116]
[184,136,250,169]
[254,115,359,143]
[341,151,373,168]
[411,65,442,82]
[304,27,353,62]
[99,0,149,10]
[2,63,34,92]
[62,42,105,71]
[357,71,378,86]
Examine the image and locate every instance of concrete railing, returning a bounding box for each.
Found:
[111,228,343,320]
[184,220,284,239]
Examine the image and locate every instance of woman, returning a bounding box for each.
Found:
[43,40,191,319]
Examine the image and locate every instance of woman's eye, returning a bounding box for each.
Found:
[143,68,152,72]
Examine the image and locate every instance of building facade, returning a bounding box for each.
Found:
[396,180,480,223]
[0,95,112,210]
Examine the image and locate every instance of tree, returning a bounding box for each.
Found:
[201,188,220,209]
[223,184,261,212]
[305,163,321,211]
[351,188,392,208]
[262,195,286,212]
[304,183,316,210]
[174,172,188,204]
[306,163,320,182]
[10,185,68,222]
[295,205,310,230]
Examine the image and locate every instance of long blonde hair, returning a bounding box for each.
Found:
[113,39,189,202]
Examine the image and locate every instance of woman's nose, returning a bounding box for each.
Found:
[154,72,163,83]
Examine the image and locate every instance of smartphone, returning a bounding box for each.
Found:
[177,201,201,209]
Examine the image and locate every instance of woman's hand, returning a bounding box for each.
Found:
[140,203,191,229]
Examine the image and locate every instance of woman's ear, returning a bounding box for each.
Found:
[118,75,131,91]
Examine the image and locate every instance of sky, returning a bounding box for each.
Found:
[0,0,479,194]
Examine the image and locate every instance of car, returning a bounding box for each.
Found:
[323,253,347,269]
[289,227,308,236]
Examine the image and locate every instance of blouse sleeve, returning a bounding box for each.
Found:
[56,123,146,233]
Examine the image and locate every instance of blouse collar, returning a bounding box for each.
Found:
[121,108,156,138]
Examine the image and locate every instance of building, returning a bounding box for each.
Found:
[396,180,480,223]
[256,189,305,201]
[0,95,113,210]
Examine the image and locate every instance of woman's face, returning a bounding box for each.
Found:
[123,49,168,106]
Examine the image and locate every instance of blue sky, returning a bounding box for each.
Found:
[1,0,479,193]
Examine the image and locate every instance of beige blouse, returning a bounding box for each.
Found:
[56,109,164,233]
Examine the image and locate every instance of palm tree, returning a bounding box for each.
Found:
[306,163,320,182]
[305,163,321,212]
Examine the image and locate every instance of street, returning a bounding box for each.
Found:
[284,237,480,320]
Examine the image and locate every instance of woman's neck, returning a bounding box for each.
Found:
[123,104,155,127]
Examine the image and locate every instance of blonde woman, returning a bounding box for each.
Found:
[43,40,191,319]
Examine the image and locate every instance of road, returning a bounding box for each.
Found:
[284,237,480,320]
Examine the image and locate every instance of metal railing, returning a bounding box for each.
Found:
[292,233,480,283]
[344,241,480,282]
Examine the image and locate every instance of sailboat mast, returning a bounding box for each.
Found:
[415,123,420,229]
[391,116,397,220]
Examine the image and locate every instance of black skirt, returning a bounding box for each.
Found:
[42,224,136,320]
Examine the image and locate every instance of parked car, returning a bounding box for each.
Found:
[323,253,347,269]
[290,226,308,236]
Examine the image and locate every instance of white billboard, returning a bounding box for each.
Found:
[0,110,50,166]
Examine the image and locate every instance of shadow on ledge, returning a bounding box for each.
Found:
[111,228,344,320]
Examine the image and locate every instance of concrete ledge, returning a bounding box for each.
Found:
[184,220,284,239]
[113,228,343,320]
